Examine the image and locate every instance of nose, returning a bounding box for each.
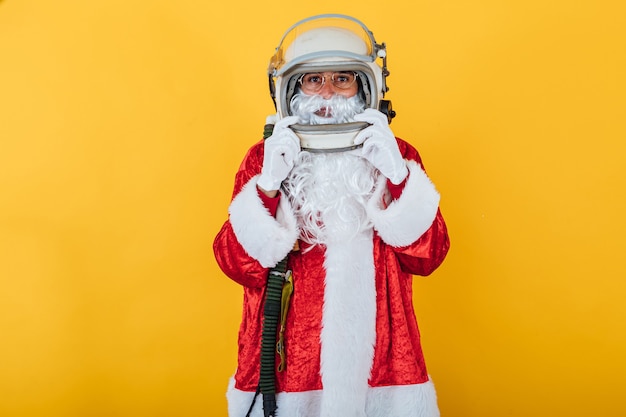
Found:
[317,80,337,100]
[318,77,337,99]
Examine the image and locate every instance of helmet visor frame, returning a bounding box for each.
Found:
[268,14,378,78]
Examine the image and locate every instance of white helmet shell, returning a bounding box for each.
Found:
[268,14,390,120]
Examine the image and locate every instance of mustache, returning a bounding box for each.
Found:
[290,93,365,125]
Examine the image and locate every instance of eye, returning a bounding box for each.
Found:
[334,73,352,83]
[303,74,323,84]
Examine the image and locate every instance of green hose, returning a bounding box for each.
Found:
[244,122,285,417]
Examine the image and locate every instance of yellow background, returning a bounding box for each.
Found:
[1,0,625,416]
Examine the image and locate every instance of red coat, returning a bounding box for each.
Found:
[214,138,449,417]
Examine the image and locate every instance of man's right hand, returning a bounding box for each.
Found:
[257,115,301,195]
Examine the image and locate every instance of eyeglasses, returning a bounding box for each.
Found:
[298,72,358,93]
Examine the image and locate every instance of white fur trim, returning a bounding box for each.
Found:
[227,376,439,417]
[367,160,440,247]
[365,380,440,417]
[319,231,377,416]
[228,176,299,268]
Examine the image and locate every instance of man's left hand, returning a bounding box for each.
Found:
[354,109,408,184]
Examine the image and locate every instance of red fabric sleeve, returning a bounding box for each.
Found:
[257,187,281,217]
[393,208,450,276]
[390,138,450,276]
[213,140,271,288]
[386,171,409,200]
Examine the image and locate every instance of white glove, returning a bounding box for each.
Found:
[354,109,408,184]
[257,115,301,191]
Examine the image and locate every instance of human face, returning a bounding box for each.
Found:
[298,71,359,99]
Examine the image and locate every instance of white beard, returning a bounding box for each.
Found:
[290,92,366,125]
[282,151,379,245]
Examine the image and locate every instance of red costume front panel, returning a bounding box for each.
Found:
[213,137,449,393]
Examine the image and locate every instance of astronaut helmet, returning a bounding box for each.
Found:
[267,14,394,123]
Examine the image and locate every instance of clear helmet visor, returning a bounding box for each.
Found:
[269,15,377,77]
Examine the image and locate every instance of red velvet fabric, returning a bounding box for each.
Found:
[213,137,450,393]
[257,187,280,216]
[386,172,408,200]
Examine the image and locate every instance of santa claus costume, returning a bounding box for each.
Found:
[213,14,450,417]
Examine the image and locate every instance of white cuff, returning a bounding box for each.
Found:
[228,176,299,267]
[367,160,440,247]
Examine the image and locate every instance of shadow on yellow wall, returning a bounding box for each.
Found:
[1,1,625,417]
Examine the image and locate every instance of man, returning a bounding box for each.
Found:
[213,14,450,417]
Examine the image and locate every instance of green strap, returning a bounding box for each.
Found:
[251,121,289,417]
[259,257,287,395]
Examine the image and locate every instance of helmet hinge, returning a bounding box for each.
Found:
[375,42,390,95]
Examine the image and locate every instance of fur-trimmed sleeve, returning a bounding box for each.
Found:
[366,160,440,247]
[227,176,299,268]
